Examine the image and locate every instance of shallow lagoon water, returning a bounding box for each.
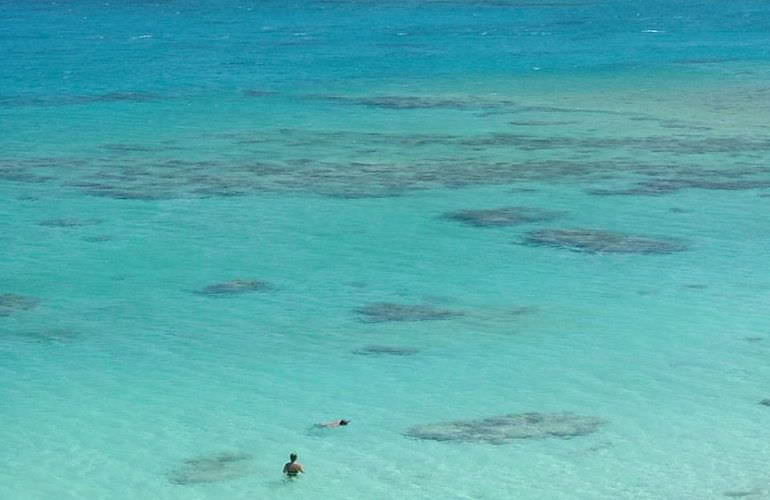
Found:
[3,1,770,499]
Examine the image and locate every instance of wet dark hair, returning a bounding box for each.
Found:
[340,419,350,425]
[290,453,297,461]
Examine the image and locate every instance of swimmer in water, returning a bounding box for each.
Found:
[283,453,304,477]
[316,419,350,428]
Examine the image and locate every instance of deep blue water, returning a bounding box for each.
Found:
[3,0,770,98]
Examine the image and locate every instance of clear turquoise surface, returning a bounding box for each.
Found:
[3,1,770,498]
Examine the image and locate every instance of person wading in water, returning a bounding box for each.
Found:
[283,453,304,478]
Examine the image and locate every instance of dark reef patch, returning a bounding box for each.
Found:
[673,58,740,65]
[0,91,161,108]
[506,305,539,316]
[759,399,770,407]
[723,488,769,498]
[585,185,677,197]
[307,93,516,111]
[0,294,40,317]
[80,184,175,200]
[658,120,713,132]
[167,452,254,485]
[39,218,103,228]
[396,131,770,155]
[194,280,271,296]
[81,235,114,243]
[242,90,278,97]
[443,206,565,227]
[101,143,176,153]
[3,328,79,343]
[508,120,578,126]
[404,412,604,444]
[587,177,770,197]
[8,122,770,203]
[521,228,688,254]
[319,188,407,199]
[352,345,420,356]
[0,169,53,183]
[83,91,161,103]
[355,302,463,322]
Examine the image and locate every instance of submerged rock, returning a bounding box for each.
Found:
[355,302,463,322]
[352,345,420,356]
[405,412,604,444]
[443,206,564,227]
[194,280,270,296]
[521,228,688,254]
[0,294,40,317]
[167,452,254,485]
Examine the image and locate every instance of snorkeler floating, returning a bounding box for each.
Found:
[316,419,350,428]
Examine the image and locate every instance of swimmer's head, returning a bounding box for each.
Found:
[290,453,297,462]
[340,419,350,425]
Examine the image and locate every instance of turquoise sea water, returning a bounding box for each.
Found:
[3,1,770,498]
